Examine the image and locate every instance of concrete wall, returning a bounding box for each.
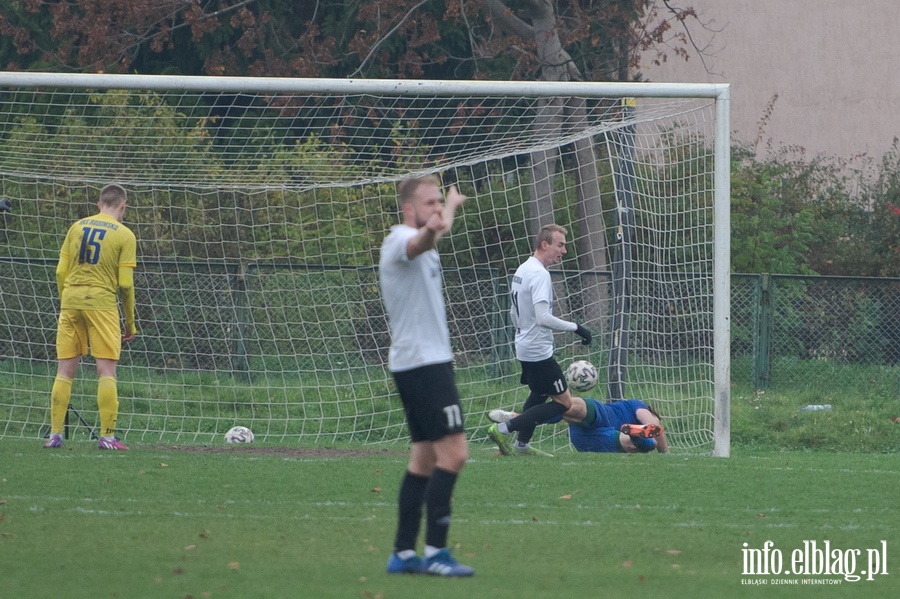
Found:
[639,0,900,161]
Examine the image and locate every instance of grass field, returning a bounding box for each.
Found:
[1,437,897,599]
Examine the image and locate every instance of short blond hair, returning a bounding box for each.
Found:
[99,184,128,207]
[534,224,567,251]
[397,174,440,207]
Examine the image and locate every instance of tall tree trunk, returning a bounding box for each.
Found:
[527,99,563,234]
[490,0,612,352]
[568,98,609,332]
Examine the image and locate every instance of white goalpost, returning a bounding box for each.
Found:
[0,73,730,455]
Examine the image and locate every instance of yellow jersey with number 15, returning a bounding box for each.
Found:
[58,212,137,311]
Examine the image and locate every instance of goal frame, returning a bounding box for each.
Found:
[0,72,731,456]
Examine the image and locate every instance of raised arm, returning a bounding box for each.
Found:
[436,185,466,241]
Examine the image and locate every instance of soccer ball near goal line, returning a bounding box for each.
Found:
[565,360,598,393]
[225,426,254,444]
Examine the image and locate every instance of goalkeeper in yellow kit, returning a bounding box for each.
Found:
[43,184,138,450]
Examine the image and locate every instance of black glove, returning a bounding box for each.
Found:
[574,324,592,345]
[0,198,10,213]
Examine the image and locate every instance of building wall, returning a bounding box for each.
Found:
[640,0,900,161]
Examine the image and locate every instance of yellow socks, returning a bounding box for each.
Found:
[97,376,119,437]
[49,375,74,434]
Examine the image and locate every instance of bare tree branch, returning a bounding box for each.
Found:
[480,0,581,80]
[480,0,534,39]
[348,0,431,78]
[661,0,720,75]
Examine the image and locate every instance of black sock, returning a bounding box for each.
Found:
[508,401,567,441]
[519,391,546,413]
[424,467,458,550]
[394,471,428,552]
[516,392,546,444]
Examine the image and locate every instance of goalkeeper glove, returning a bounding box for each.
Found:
[574,324,592,345]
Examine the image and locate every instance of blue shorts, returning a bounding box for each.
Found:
[569,399,655,453]
[569,425,621,452]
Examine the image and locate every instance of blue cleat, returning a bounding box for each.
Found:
[422,549,475,577]
[386,552,424,574]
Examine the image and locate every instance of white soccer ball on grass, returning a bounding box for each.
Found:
[225,425,255,444]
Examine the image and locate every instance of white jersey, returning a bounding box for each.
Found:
[510,256,574,361]
[379,224,453,372]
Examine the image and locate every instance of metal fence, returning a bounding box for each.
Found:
[2,258,898,392]
[732,274,900,389]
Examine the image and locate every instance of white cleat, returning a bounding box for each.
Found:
[488,409,518,423]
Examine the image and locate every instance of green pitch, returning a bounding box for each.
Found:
[1,438,897,599]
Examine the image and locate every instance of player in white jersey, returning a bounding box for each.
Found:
[487,224,592,457]
[379,175,474,577]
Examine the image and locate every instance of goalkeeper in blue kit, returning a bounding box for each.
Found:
[490,396,669,454]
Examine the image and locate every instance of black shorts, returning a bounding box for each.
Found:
[519,357,567,397]
[393,362,465,442]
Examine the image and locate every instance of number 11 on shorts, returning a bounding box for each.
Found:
[443,405,462,428]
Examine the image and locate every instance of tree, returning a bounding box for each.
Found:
[729,143,819,275]
[0,1,703,80]
[806,139,900,278]
[0,0,710,341]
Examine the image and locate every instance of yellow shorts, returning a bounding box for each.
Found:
[56,308,122,361]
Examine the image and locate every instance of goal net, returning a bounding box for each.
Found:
[0,73,730,455]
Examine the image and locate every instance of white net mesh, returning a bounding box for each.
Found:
[0,75,727,453]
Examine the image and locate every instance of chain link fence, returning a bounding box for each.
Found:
[2,258,898,393]
[732,274,900,391]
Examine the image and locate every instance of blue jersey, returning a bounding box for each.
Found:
[591,399,650,429]
[568,398,653,453]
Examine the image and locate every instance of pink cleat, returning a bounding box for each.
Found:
[43,434,63,448]
[98,437,129,450]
